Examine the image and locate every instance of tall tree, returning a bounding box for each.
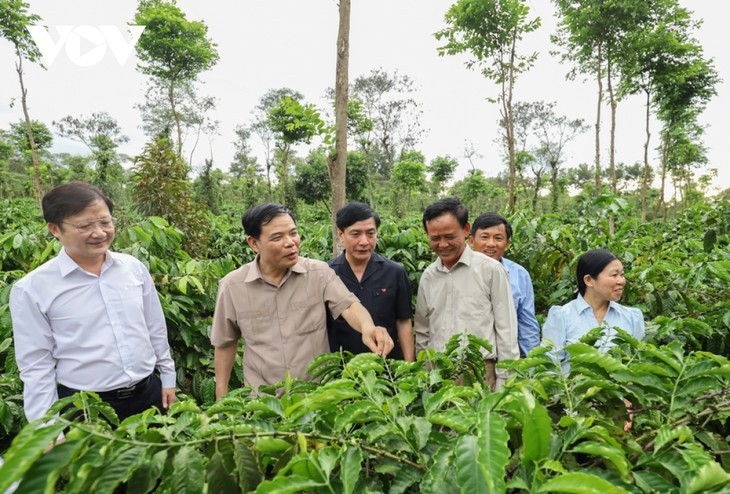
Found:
[0,0,45,203]
[436,0,540,211]
[428,155,458,197]
[53,112,129,198]
[352,69,423,178]
[392,150,427,213]
[330,0,350,256]
[251,88,304,198]
[552,0,647,198]
[134,0,219,159]
[267,96,327,209]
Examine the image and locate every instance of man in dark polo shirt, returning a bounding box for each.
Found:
[328,202,415,361]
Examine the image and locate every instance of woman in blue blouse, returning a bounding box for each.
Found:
[543,249,645,374]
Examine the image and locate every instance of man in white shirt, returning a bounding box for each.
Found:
[414,198,519,390]
[10,181,176,424]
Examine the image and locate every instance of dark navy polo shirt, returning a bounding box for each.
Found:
[327,252,413,359]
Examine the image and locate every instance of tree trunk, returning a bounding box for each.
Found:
[168,81,184,159]
[640,89,651,222]
[550,161,559,213]
[654,130,670,220]
[505,32,518,211]
[329,0,350,257]
[16,56,44,205]
[594,42,603,196]
[607,56,617,236]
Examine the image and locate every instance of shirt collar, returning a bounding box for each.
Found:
[575,293,620,315]
[57,248,114,277]
[435,244,473,272]
[246,255,306,284]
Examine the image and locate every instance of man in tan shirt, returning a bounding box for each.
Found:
[414,198,518,390]
[212,203,394,398]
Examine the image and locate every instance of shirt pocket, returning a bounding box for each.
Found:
[118,280,144,300]
[236,309,273,345]
[290,296,323,334]
[371,287,395,316]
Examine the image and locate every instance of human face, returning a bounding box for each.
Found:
[248,214,300,275]
[339,218,377,265]
[425,213,470,270]
[585,259,626,303]
[469,223,511,261]
[47,199,115,269]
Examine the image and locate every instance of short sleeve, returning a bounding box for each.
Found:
[630,307,645,341]
[394,264,413,320]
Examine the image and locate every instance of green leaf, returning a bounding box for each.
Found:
[537,472,629,493]
[389,464,422,494]
[522,401,552,465]
[455,436,487,492]
[654,425,694,452]
[421,446,457,494]
[685,461,730,494]
[177,275,188,294]
[92,445,148,494]
[333,400,381,431]
[428,410,472,433]
[127,450,167,494]
[14,438,86,494]
[340,445,363,494]
[234,440,262,493]
[632,470,677,493]
[254,475,323,494]
[206,451,239,494]
[569,442,629,477]
[0,421,67,494]
[171,446,205,494]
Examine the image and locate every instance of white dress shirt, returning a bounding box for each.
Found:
[415,246,519,387]
[10,248,176,423]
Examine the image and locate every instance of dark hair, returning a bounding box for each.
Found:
[242,202,293,239]
[336,202,381,231]
[575,248,619,297]
[470,212,512,239]
[42,181,114,226]
[422,197,468,231]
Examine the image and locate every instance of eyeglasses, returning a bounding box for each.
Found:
[62,217,117,234]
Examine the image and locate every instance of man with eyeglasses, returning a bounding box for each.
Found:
[10,181,176,430]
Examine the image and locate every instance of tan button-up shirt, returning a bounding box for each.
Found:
[211,256,358,392]
[414,246,519,387]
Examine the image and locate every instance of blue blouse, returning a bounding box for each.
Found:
[542,293,645,374]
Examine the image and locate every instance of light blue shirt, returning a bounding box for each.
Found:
[10,248,176,423]
[501,257,541,358]
[542,293,645,374]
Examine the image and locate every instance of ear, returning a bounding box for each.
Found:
[246,235,259,253]
[47,223,61,239]
[583,274,594,288]
[337,229,345,242]
[464,222,471,237]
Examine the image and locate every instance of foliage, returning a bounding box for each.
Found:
[5,331,730,492]
[131,134,211,255]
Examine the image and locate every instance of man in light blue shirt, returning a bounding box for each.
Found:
[469,213,540,358]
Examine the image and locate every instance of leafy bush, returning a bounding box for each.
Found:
[3,332,730,492]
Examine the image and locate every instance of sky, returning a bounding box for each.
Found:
[1,0,728,195]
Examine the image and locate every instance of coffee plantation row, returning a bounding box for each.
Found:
[0,194,728,492]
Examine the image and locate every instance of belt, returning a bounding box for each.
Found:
[59,374,153,400]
